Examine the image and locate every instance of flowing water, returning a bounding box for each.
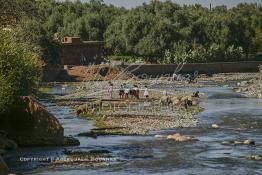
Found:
[4,84,262,175]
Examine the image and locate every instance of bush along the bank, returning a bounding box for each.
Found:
[162,44,245,64]
[0,28,40,114]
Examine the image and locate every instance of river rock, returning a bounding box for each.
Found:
[249,78,257,84]
[63,136,80,146]
[154,134,167,138]
[242,88,248,92]
[222,141,234,145]
[211,124,220,129]
[243,139,255,145]
[240,81,248,86]
[248,155,262,161]
[222,140,242,145]
[236,89,242,93]
[257,94,262,98]
[234,141,242,145]
[166,133,197,142]
[0,96,65,147]
[78,131,98,138]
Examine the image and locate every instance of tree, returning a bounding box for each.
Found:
[4,0,262,64]
[0,28,40,114]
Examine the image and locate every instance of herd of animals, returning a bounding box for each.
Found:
[76,91,200,116]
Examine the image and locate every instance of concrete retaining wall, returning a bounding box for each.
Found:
[124,61,262,77]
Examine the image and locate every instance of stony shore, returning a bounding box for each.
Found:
[53,79,204,135]
[81,103,202,135]
[197,72,260,83]
[50,72,262,136]
[234,76,262,98]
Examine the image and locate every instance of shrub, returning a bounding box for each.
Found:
[225,45,244,61]
[0,28,40,113]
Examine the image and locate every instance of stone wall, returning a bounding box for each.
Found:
[0,97,64,146]
[124,61,262,77]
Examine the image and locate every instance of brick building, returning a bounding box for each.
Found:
[61,37,104,65]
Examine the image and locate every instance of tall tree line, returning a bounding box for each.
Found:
[2,0,262,63]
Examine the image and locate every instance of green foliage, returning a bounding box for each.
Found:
[172,41,190,63]
[3,0,262,64]
[207,44,224,62]
[252,29,262,53]
[163,42,245,63]
[225,45,244,61]
[162,50,173,64]
[0,29,40,113]
[14,17,61,64]
[103,2,260,63]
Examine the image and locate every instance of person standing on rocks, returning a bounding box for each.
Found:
[119,84,124,99]
[124,84,130,99]
[133,85,139,99]
[108,81,113,99]
[144,86,149,99]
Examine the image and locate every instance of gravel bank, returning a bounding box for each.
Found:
[52,80,203,135]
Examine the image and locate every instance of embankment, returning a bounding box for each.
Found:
[124,61,262,77]
[43,61,262,81]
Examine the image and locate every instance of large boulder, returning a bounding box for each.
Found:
[0,135,17,151]
[0,96,66,146]
[166,133,197,142]
[154,133,198,142]
[0,155,8,175]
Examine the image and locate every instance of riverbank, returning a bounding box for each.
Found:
[233,73,262,98]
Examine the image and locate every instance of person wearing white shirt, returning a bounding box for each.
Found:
[144,86,149,98]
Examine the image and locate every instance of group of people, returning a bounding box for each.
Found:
[107,82,149,99]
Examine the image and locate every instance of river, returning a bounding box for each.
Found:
[4,84,262,175]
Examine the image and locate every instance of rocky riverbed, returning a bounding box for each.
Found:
[52,80,203,135]
[52,72,262,136]
[85,106,201,135]
[234,76,262,98]
[43,72,262,137]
